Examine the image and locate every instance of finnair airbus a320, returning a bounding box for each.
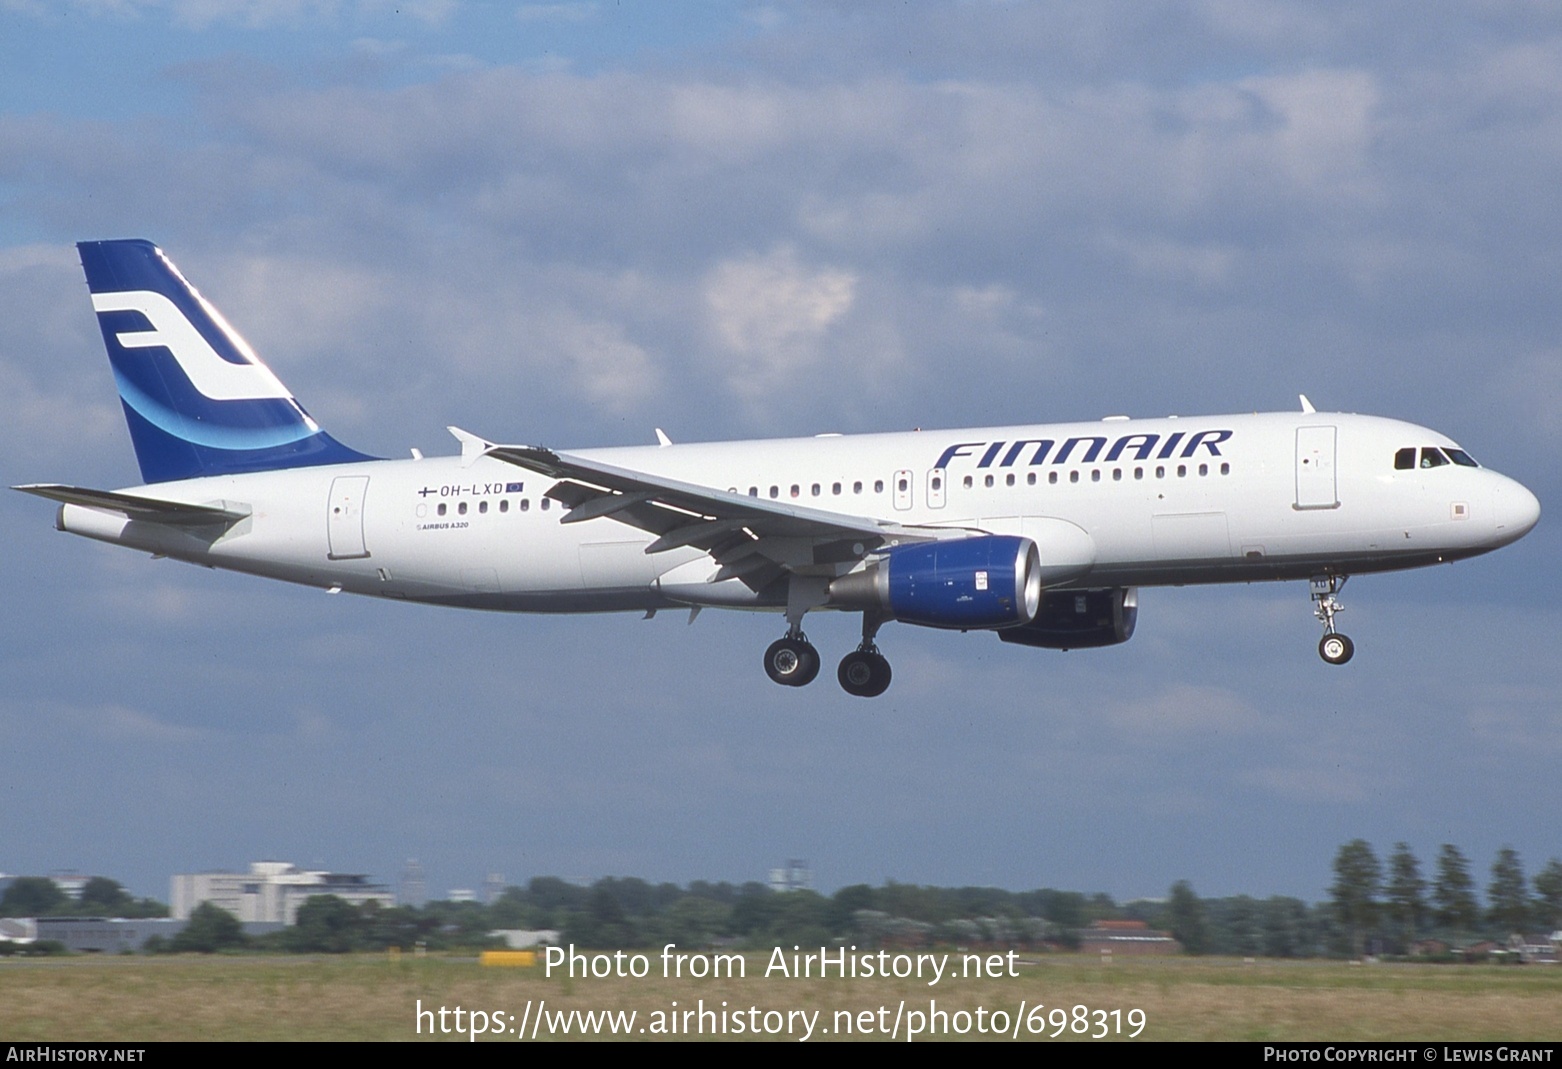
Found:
[18,240,1541,697]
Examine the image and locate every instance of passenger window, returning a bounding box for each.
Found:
[1134,467,1143,480]
[1090,470,1100,483]
[897,477,908,492]
[1420,448,1449,469]
[1177,465,1186,478]
[1198,463,1208,476]
[479,500,488,514]
[1112,469,1122,482]
[1027,472,1036,486]
[1156,466,1165,479]
[1049,472,1058,485]
[832,482,842,495]
[540,499,550,511]
[1006,473,1015,487]
[1069,471,1079,484]
[438,503,447,516]
[790,484,800,498]
[874,480,884,493]
[499,499,508,513]
[853,481,863,494]
[1220,462,1230,475]
[748,487,758,497]
[963,475,973,489]
[1394,448,1416,470]
[769,486,779,499]
[811,483,820,496]
[984,474,994,488]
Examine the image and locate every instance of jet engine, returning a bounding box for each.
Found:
[828,535,1042,630]
[997,587,1138,649]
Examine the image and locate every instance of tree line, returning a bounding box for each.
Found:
[0,877,167,919]
[1329,841,1562,957]
[7,841,1559,957]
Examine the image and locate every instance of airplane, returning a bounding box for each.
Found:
[15,239,1542,697]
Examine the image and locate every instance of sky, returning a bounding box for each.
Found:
[1,0,1559,908]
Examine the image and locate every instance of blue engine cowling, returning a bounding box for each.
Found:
[997,587,1138,649]
[828,535,1042,630]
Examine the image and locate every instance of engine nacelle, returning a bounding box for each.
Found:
[829,535,1042,630]
[998,587,1138,649]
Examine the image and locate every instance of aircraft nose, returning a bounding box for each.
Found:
[1492,478,1541,542]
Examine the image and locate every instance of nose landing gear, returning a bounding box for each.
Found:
[1310,575,1354,665]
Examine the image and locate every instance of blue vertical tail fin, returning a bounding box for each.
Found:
[79,239,373,484]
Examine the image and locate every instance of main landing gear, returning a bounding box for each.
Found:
[764,612,894,697]
[763,631,821,687]
[838,612,892,698]
[1310,575,1354,665]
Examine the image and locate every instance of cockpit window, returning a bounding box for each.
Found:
[1420,447,1449,468]
[1445,448,1479,467]
[1394,447,1416,470]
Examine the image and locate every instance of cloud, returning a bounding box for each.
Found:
[27,0,456,28]
[1236,761,1374,805]
[514,2,597,24]
[701,246,856,402]
[1102,683,1267,737]
[39,702,204,744]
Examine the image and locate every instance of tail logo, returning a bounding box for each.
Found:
[92,290,293,402]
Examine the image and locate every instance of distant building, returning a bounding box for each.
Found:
[1508,933,1558,964]
[769,860,812,893]
[49,872,89,901]
[35,917,187,954]
[171,861,393,925]
[0,918,36,943]
[1077,919,1181,956]
[447,888,477,904]
[398,859,427,909]
[491,929,561,949]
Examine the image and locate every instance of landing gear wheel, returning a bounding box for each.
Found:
[838,649,892,698]
[764,637,820,687]
[1319,633,1355,665]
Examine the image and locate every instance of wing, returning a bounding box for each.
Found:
[478,437,943,589]
[12,484,250,527]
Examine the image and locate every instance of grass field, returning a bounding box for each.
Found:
[2,952,1560,1041]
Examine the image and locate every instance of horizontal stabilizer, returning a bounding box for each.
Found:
[12,484,250,527]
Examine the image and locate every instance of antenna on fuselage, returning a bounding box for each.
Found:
[1299,394,1316,414]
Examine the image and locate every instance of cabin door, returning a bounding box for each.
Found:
[1295,426,1338,510]
[327,475,371,559]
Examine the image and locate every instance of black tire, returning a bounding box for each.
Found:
[1319,633,1355,665]
[838,650,892,697]
[765,637,820,687]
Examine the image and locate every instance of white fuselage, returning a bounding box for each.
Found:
[55,411,1539,614]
